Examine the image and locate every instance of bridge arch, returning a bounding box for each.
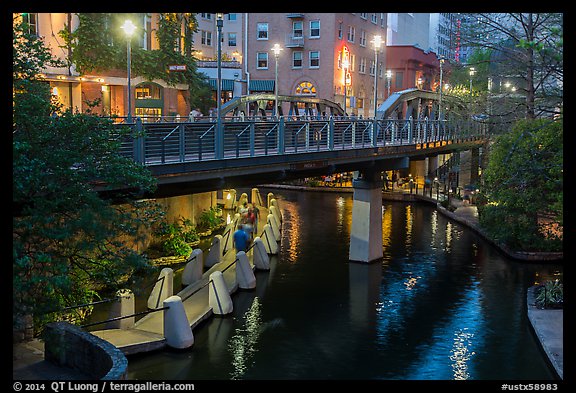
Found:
[220,93,345,119]
[376,88,467,121]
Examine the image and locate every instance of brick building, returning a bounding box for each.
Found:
[244,13,388,117]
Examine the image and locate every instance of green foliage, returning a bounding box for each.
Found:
[59,13,121,74]
[535,280,563,309]
[153,217,199,256]
[13,16,162,335]
[59,13,209,95]
[197,207,224,231]
[478,118,562,251]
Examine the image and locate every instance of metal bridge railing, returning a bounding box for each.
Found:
[114,116,487,166]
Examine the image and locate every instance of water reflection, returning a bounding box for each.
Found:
[405,204,413,250]
[126,191,560,380]
[229,297,262,379]
[450,328,476,380]
[280,201,301,263]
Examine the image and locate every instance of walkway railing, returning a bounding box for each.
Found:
[112,116,489,166]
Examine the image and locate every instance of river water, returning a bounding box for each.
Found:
[126,188,561,380]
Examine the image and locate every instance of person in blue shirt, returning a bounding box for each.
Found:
[233,224,249,252]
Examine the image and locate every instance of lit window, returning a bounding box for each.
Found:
[309,20,320,38]
[257,52,268,69]
[309,51,319,68]
[295,81,316,96]
[257,23,268,40]
[292,51,303,68]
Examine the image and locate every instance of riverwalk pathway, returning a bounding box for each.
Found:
[89,202,272,355]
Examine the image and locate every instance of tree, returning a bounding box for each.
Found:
[477,118,562,252]
[13,15,163,337]
[459,13,563,120]
[59,13,213,112]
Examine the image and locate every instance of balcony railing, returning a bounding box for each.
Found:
[285,33,304,48]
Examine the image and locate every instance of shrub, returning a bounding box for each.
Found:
[535,279,563,309]
[153,217,199,257]
[196,207,223,231]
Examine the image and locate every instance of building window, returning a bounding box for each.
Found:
[360,13,368,20]
[309,20,320,38]
[257,52,269,69]
[359,57,366,74]
[22,13,38,36]
[338,22,343,39]
[347,26,355,43]
[396,71,404,88]
[295,81,316,96]
[135,83,162,100]
[371,13,378,24]
[201,30,212,46]
[369,59,375,76]
[227,13,237,21]
[360,30,367,47]
[228,32,237,46]
[309,51,320,68]
[257,23,269,40]
[200,13,212,20]
[292,21,303,38]
[292,51,303,68]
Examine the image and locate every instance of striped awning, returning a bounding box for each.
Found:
[208,79,234,91]
[249,79,275,92]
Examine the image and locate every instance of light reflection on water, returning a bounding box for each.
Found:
[126,191,560,380]
[228,297,262,380]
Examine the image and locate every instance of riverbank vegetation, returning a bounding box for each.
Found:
[477,118,562,252]
[13,16,162,337]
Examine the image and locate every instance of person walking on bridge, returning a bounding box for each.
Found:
[233,224,250,253]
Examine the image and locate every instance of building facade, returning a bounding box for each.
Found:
[19,13,194,121]
[243,13,388,117]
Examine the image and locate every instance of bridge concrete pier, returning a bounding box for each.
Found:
[427,155,439,177]
[147,268,173,310]
[236,251,256,290]
[182,249,203,286]
[163,296,194,349]
[252,237,270,270]
[349,169,383,263]
[205,235,223,268]
[108,289,135,330]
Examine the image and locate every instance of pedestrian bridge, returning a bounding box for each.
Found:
[104,90,487,198]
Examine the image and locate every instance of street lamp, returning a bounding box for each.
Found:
[438,56,444,121]
[469,67,476,95]
[371,35,382,118]
[386,70,392,98]
[121,19,136,123]
[271,43,283,118]
[215,13,224,159]
[342,58,349,116]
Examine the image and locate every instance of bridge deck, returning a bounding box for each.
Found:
[91,206,269,355]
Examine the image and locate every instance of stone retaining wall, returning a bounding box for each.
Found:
[43,322,128,380]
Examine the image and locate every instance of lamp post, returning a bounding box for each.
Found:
[371,35,382,118]
[215,13,224,159]
[386,70,392,98]
[271,43,282,118]
[342,58,349,117]
[469,67,476,96]
[438,56,444,121]
[121,20,136,123]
